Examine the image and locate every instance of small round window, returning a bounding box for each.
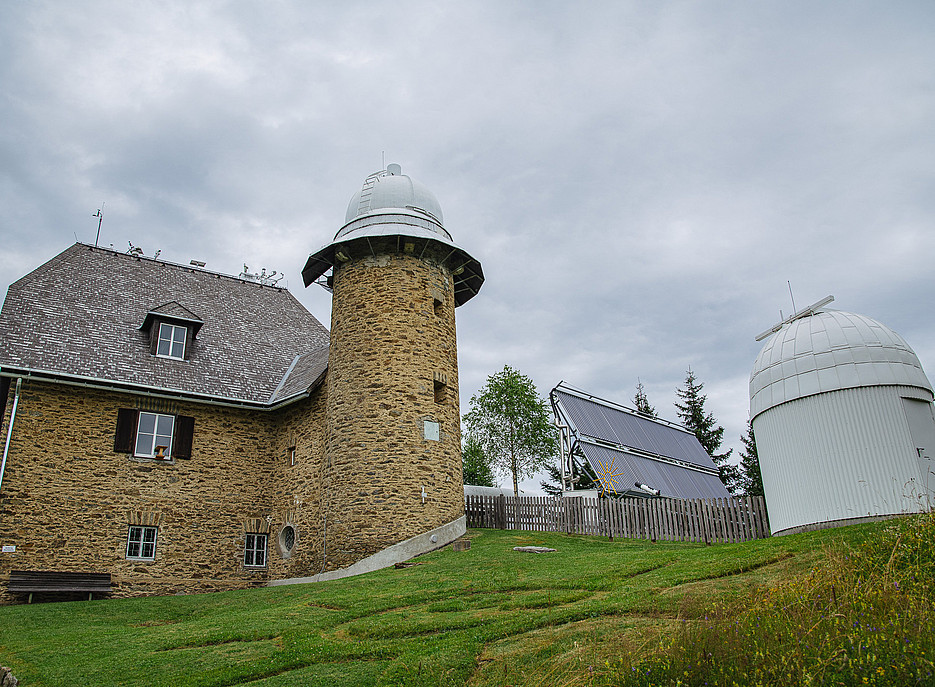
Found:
[279,525,297,557]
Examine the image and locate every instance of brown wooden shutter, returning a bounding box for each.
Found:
[183,326,193,360]
[114,409,138,453]
[149,321,160,355]
[173,415,195,459]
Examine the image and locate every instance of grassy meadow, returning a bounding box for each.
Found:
[0,514,932,686]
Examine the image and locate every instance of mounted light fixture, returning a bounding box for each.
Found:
[335,251,350,262]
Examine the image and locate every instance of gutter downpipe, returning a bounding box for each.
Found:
[0,377,22,498]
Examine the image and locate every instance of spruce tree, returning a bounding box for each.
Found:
[675,368,740,493]
[633,379,657,417]
[738,420,764,496]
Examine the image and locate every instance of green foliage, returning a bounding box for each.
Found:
[675,368,740,493]
[463,365,557,497]
[605,512,935,686]
[462,435,495,487]
[738,419,764,497]
[633,380,656,418]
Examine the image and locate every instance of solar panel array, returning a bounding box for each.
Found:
[554,389,714,468]
[578,442,728,500]
[553,387,729,499]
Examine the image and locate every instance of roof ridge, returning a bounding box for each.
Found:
[75,242,291,293]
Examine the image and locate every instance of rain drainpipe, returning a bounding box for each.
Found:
[0,378,22,498]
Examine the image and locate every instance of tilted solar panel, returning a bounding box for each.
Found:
[553,389,715,469]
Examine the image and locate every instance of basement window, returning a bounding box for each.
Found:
[244,534,268,568]
[126,526,157,560]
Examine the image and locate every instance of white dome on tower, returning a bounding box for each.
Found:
[344,165,444,226]
[301,164,484,306]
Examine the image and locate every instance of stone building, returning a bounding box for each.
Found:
[0,165,483,602]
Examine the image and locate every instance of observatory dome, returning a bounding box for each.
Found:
[344,164,444,226]
[750,309,932,418]
[301,164,484,306]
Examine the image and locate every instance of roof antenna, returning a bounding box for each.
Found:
[787,280,797,314]
[93,202,105,247]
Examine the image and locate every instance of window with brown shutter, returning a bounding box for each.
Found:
[114,409,195,460]
[114,408,138,453]
[173,415,195,459]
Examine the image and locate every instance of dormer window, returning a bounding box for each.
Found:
[157,323,187,359]
[139,301,203,362]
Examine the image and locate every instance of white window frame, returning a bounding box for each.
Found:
[135,412,175,459]
[156,322,187,360]
[244,533,268,568]
[126,526,158,560]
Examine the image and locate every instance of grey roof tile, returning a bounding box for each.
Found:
[0,244,330,405]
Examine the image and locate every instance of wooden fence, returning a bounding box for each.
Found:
[464,494,769,544]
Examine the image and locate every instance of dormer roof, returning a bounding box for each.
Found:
[139,301,205,337]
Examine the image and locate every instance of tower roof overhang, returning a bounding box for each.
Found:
[302,213,484,306]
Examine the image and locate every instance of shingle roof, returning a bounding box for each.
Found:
[0,244,330,406]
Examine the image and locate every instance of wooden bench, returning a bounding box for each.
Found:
[8,570,112,603]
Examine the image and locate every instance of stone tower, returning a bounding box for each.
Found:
[302,164,484,570]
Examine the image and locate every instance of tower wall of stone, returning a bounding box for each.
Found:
[323,241,464,568]
[266,387,329,578]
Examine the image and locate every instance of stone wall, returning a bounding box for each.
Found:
[266,389,330,578]
[324,242,465,568]
[0,380,327,603]
[0,240,471,602]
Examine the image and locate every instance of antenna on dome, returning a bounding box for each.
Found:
[787,281,797,314]
[756,295,835,341]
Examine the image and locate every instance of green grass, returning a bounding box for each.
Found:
[0,518,927,686]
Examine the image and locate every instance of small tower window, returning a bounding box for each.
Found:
[433,297,443,318]
[433,372,448,404]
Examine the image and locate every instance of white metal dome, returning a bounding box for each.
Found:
[344,165,444,227]
[750,309,932,418]
[301,165,484,306]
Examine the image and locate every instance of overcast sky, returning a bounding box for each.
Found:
[2,1,934,493]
